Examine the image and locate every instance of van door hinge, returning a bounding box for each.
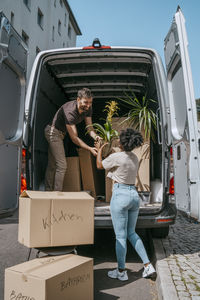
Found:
[24,110,29,122]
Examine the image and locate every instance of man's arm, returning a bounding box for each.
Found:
[85,117,97,140]
[66,124,97,156]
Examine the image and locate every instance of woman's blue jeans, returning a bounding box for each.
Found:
[110,183,150,269]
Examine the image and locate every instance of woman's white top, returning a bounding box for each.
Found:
[102,151,139,185]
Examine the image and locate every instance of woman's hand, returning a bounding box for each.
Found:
[95,141,108,151]
[94,139,102,150]
[96,142,108,169]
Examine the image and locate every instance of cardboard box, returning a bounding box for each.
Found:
[105,170,114,203]
[4,254,93,300]
[133,142,150,191]
[63,157,81,192]
[112,117,150,192]
[78,149,104,198]
[18,191,94,248]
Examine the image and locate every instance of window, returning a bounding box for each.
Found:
[60,0,63,7]
[64,13,67,26]
[68,24,71,39]
[22,30,29,45]
[10,12,14,26]
[37,8,44,29]
[63,42,65,48]
[58,20,61,35]
[36,46,41,56]
[54,0,56,7]
[23,0,31,10]
[52,26,55,41]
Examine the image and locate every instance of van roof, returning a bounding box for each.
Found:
[29,47,159,103]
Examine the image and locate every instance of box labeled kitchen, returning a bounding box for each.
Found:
[18,191,94,248]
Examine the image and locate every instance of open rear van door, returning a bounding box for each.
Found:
[0,12,27,215]
[164,7,200,219]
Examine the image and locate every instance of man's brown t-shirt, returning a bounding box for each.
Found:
[51,100,92,134]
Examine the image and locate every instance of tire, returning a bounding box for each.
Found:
[151,226,169,238]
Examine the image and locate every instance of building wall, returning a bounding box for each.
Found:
[0,0,81,80]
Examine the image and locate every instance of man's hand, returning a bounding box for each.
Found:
[90,147,98,156]
[95,135,102,142]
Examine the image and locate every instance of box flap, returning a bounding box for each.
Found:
[20,190,94,200]
[20,190,53,199]
[6,255,93,280]
[20,190,30,197]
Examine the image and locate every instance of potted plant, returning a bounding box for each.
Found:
[87,100,120,157]
[117,89,157,142]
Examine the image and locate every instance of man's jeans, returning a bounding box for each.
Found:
[110,183,150,269]
[44,125,67,191]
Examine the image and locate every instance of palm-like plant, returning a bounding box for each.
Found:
[118,89,157,141]
[87,101,120,157]
[90,120,119,143]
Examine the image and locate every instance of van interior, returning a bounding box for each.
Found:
[31,49,164,213]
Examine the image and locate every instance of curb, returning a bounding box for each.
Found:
[153,238,178,300]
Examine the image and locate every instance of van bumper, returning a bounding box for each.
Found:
[94,203,177,229]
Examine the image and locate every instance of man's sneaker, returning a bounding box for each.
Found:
[108,269,128,281]
[142,263,156,278]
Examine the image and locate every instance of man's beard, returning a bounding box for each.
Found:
[79,105,89,113]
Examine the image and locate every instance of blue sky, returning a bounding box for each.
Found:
[68,0,200,99]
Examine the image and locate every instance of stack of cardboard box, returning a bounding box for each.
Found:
[105,117,150,202]
[63,157,81,192]
[78,148,105,198]
[4,190,95,300]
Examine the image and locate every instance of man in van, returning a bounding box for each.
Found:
[44,87,99,191]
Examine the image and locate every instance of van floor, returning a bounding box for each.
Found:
[95,200,162,215]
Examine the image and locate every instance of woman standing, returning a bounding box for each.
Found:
[96,128,156,281]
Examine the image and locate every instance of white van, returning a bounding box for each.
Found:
[1,8,200,237]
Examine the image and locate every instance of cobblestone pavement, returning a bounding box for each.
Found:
[160,211,200,300]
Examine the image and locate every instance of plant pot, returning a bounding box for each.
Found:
[102,142,113,159]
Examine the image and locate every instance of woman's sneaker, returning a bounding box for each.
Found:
[142,263,156,278]
[108,269,128,281]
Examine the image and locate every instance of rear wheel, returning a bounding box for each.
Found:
[151,226,169,238]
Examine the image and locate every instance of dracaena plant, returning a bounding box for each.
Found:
[118,89,157,142]
[87,100,120,144]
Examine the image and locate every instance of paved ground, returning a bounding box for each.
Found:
[154,211,200,300]
[0,211,157,300]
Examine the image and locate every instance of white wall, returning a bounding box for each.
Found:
[0,0,81,80]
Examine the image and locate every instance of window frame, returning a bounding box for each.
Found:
[58,19,61,35]
[21,30,29,46]
[37,7,44,30]
[23,0,31,11]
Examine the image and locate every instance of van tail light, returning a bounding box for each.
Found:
[156,218,173,223]
[170,147,173,156]
[21,174,27,194]
[169,146,174,195]
[156,218,174,224]
[169,176,174,195]
[21,148,27,194]
[83,38,111,50]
